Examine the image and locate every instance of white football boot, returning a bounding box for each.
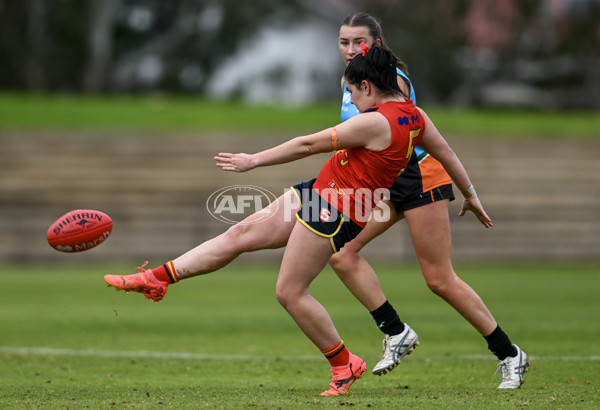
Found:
[496,344,530,389]
[372,324,419,375]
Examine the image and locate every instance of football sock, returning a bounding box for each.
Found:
[321,340,350,367]
[150,261,179,284]
[370,300,405,336]
[484,325,517,360]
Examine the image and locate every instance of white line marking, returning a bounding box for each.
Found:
[0,346,322,361]
[1,346,598,362]
[450,354,600,361]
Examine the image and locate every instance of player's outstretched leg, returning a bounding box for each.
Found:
[496,344,529,389]
[104,191,299,303]
[104,261,175,303]
[372,324,420,375]
[320,353,367,396]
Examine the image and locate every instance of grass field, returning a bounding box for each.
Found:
[1,92,599,137]
[1,262,598,409]
[2,93,598,407]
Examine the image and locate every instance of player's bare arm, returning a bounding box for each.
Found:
[215,113,391,172]
[214,129,336,172]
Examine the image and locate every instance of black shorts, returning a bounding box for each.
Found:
[291,179,362,253]
[389,183,455,214]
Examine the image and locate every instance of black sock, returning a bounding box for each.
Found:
[484,325,517,360]
[370,300,405,336]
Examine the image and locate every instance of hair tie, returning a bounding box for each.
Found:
[360,41,369,57]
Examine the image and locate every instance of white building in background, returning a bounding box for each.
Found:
[206,20,342,105]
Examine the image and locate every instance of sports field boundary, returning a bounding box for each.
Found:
[1,346,598,362]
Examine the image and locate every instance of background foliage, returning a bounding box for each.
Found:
[1,0,599,108]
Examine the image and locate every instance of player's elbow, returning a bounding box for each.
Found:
[298,134,331,157]
[442,146,457,162]
[432,145,457,167]
[303,143,315,156]
[296,138,320,157]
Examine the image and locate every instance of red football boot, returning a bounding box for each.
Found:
[104,261,169,302]
[320,353,367,396]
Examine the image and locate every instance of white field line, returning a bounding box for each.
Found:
[0,346,598,362]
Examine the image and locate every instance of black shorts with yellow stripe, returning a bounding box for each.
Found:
[291,179,362,253]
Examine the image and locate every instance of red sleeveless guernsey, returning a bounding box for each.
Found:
[313,100,425,227]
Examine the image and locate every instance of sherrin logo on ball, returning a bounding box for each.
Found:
[47,209,113,252]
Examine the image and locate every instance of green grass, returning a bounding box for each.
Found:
[1,263,598,408]
[1,92,599,137]
[0,93,338,134]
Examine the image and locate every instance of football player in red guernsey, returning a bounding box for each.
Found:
[105,45,500,396]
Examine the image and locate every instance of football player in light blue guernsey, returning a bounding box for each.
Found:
[330,12,528,388]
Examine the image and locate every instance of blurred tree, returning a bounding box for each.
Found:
[367,0,471,103]
[83,0,122,92]
[0,0,87,91]
[0,0,597,108]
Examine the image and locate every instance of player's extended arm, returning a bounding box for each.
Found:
[215,114,388,172]
[214,128,334,172]
[417,108,493,228]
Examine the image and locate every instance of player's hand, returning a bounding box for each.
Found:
[459,197,493,228]
[215,153,255,172]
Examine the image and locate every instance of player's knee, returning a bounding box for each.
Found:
[423,267,455,297]
[426,278,446,296]
[275,278,307,310]
[275,283,292,309]
[223,223,261,251]
[219,225,243,254]
[328,252,346,273]
[275,290,287,309]
[329,250,360,278]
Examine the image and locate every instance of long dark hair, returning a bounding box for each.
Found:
[344,45,402,98]
[341,12,409,76]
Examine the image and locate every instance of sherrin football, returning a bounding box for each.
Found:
[47,209,113,252]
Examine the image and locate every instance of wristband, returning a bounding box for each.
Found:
[462,184,478,200]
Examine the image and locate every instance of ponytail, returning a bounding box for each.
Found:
[344,45,403,98]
